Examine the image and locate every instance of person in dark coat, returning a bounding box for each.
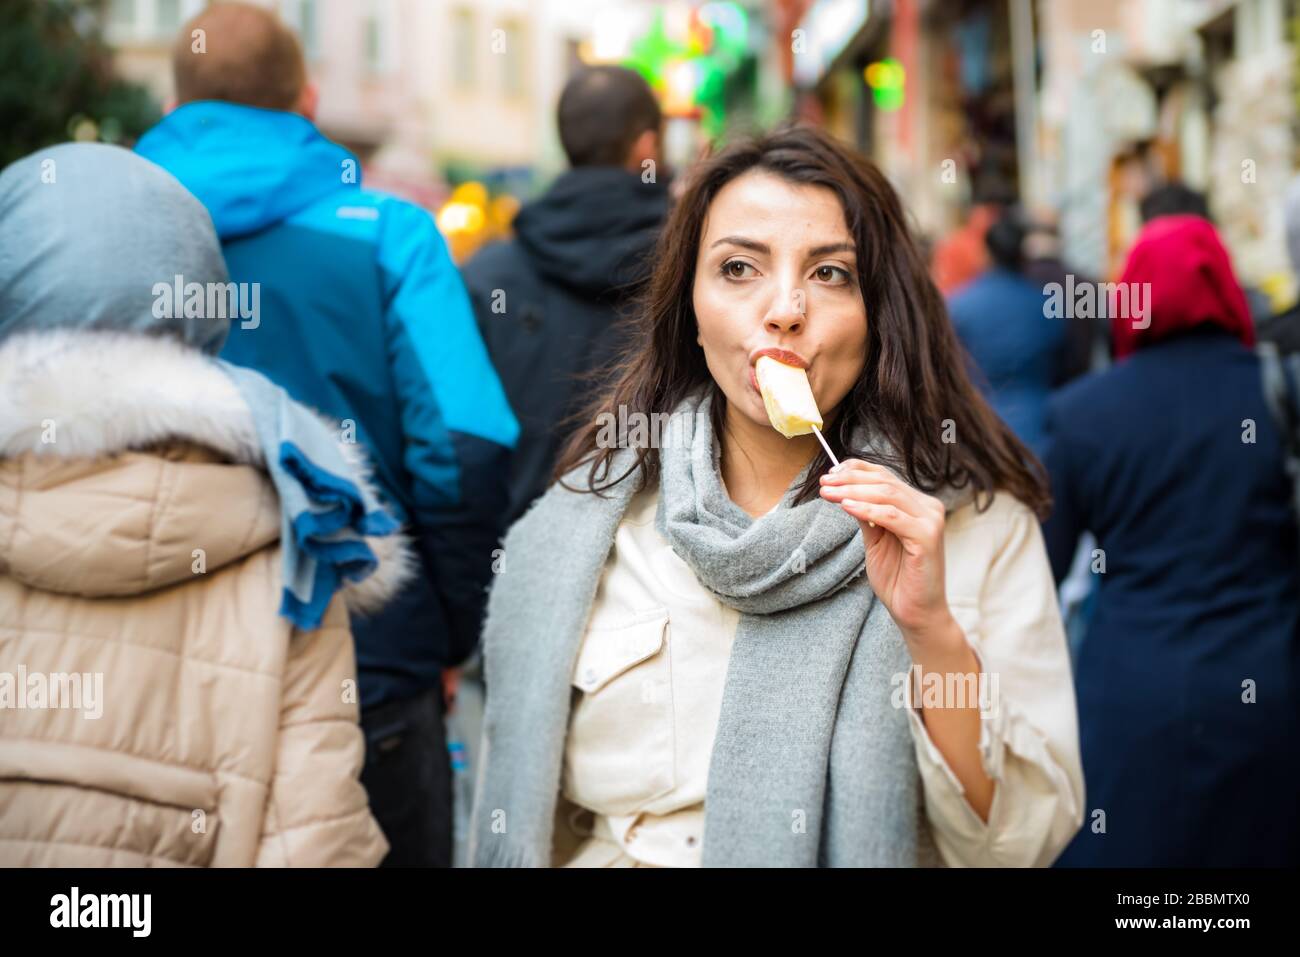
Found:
[462,66,670,529]
[1044,214,1300,866]
[947,208,1067,457]
[1020,217,1102,383]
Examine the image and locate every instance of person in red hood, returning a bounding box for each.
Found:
[1043,213,1299,866]
[1111,213,1254,359]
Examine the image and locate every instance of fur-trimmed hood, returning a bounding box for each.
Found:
[0,329,413,611]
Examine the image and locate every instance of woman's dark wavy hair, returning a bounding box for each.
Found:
[553,124,1050,518]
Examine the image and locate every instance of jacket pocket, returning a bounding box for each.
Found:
[562,609,675,816]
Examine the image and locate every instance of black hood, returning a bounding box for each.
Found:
[513,166,669,298]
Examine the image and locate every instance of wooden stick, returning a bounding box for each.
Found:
[811,425,840,468]
[814,425,872,526]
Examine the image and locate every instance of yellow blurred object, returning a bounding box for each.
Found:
[436,201,485,235]
[1260,271,1297,312]
[489,194,520,229]
[450,181,489,208]
[436,180,522,263]
[664,59,697,115]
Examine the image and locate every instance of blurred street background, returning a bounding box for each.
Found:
[5,0,1299,870]
[4,0,1295,300]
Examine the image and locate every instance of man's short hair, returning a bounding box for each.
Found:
[557,66,662,168]
[172,2,306,111]
[985,207,1028,271]
[1139,182,1212,224]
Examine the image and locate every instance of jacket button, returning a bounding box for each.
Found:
[582,667,597,686]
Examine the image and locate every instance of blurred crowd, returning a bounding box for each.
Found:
[0,2,1296,869]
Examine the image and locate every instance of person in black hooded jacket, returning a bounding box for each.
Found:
[462,66,670,529]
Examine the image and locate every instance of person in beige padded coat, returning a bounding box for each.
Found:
[0,144,410,866]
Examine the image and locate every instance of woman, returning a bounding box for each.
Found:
[468,126,1083,868]
[0,144,408,866]
[1044,215,1300,866]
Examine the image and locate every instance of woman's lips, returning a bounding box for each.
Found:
[750,347,810,369]
[749,347,811,396]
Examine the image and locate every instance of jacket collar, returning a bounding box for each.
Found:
[0,329,413,614]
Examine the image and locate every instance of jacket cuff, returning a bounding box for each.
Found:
[902,624,1008,790]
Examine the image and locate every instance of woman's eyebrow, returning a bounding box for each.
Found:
[708,237,856,257]
[807,242,856,257]
[710,235,769,253]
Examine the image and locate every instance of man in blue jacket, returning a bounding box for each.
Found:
[137,2,518,866]
[946,208,1068,459]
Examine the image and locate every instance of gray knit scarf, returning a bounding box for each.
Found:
[470,388,964,867]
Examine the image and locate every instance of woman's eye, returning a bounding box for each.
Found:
[814,265,850,283]
[721,259,754,279]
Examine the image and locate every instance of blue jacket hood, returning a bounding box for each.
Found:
[136,101,360,239]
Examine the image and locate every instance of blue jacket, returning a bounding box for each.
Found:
[1043,327,1300,866]
[947,267,1066,456]
[137,102,519,710]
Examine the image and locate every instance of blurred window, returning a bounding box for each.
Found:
[1235,0,1283,57]
[281,1,320,61]
[156,0,181,35]
[299,0,320,60]
[365,13,382,73]
[363,0,398,76]
[109,0,136,30]
[452,7,475,90]
[501,19,527,98]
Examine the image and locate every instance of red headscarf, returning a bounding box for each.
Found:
[1112,214,1254,359]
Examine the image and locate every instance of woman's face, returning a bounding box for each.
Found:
[692,169,868,433]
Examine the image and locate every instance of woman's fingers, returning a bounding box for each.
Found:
[820,479,944,549]
[823,460,911,500]
[821,460,945,520]
[835,496,932,545]
[819,481,887,528]
[821,478,929,525]
[825,457,880,478]
[820,480,908,509]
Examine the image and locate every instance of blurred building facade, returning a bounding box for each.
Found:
[784,0,1300,303]
[104,0,649,203]
[101,0,763,259]
[1037,0,1296,299]
[101,0,1300,290]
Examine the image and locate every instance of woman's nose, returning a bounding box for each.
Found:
[764,287,805,335]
